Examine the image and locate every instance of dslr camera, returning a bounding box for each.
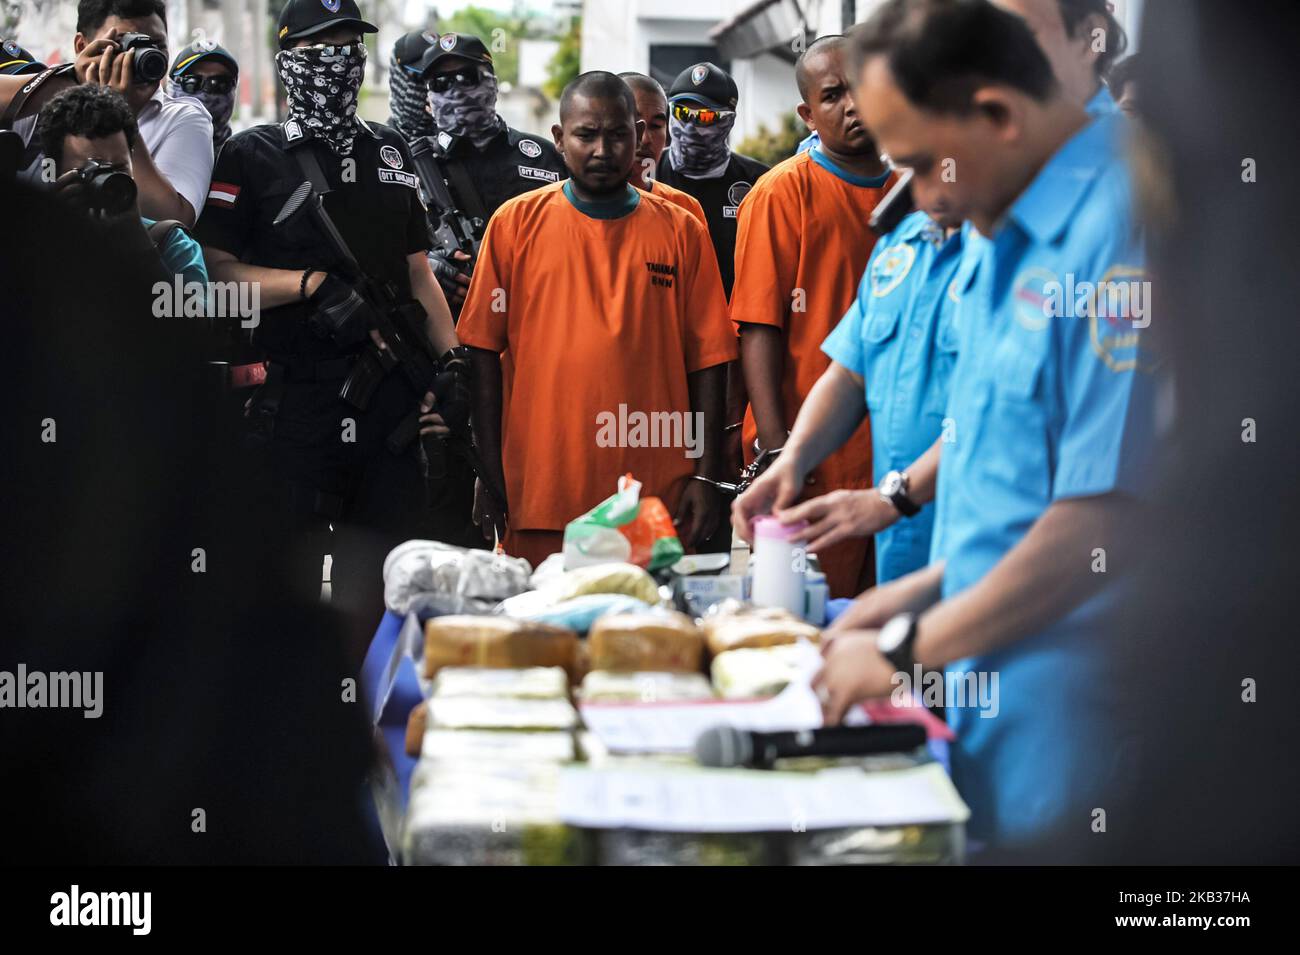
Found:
[119,33,168,85]
[72,160,138,216]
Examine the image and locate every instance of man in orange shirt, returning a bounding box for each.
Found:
[618,71,708,227]
[732,35,893,597]
[457,72,737,568]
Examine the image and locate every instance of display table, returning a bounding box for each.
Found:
[363,609,967,865]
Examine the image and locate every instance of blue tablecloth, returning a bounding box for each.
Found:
[361,610,423,811]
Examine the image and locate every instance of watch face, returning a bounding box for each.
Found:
[881,471,901,496]
[878,615,909,655]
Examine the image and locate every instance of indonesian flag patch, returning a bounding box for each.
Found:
[207,182,241,208]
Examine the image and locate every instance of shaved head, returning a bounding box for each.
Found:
[795,34,847,102]
[559,70,638,124]
[617,71,666,103]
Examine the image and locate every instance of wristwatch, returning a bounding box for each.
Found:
[876,612,919,673]
[878,469,920,517]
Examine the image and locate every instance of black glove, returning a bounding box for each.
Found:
[428,250,469,298]
[433,345,473,435]
[307,273,375,348]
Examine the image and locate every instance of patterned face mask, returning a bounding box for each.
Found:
[387,53,434,143]
[427,68,504,148]
[194,88,236,149]
[668,112,735,177]
[275,44,366,157]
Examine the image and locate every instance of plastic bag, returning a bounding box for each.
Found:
[563,474,683,571]
[383,539,532,616]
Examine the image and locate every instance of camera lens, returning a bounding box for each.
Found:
[89,168,138,216]
[133,46,168,84]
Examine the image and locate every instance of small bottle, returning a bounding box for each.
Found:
[750,516,807,615]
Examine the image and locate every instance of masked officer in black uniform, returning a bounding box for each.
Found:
[416,32,566,313]
[654,62,769,299]
[388,29,436,144]
[194,0,467,661]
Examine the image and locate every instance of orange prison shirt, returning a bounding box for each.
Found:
[642,179,707,227]
[730,150,893,596]
[457,180,738,532]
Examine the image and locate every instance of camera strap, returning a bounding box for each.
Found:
[0,63,75,130]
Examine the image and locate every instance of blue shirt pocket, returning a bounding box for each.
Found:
[979,340,1052,502]
[862,307,901,411]
[922,313,962,418]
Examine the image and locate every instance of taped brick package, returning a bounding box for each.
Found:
[422,616,579,679]
[587,611,705,673]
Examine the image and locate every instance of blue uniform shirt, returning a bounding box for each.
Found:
[931,113,1159,847]
[1085,83,1119,117]
[822,210,964,583]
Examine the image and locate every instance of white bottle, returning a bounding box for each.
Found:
[750,516,807,615]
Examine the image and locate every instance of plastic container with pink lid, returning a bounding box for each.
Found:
[750,516,808,615]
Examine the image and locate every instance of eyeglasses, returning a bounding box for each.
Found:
[174,74,236,95]
[671,103,734,126]
[428,68,480,94]
[301,43,365,57]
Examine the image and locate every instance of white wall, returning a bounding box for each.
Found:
[731,51,799,143]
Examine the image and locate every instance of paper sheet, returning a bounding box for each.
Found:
[557,762,969,832]
[579,675,825,754]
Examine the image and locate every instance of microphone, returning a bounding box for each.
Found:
[694,723,927,769]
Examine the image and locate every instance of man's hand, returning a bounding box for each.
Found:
[418,390,449,438]
[51,168,90,208]
[77,35,155,114]
[779,487,898,554]
[812,631,897,725]
[825,562,945,634]
[429,250,472,307]
[472,478,506,543]
[675,479,725,551]
[731,454,805,543]
[307,273,375,347]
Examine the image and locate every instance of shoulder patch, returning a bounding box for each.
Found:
[1089,264,1149,372]
[284,119,303,142]
[870,244,916,297]
[380,144,404,169]
[518,138,542,159]
[378,168,418,189]
[727,180,752,207]
[518,165,558,183]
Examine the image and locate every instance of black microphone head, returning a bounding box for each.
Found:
[694,725,752,769]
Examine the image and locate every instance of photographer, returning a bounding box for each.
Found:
[37,83,206,288]
[1,1,213,226]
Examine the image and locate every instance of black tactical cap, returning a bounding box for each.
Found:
[417,33,495,78]
[667,62,739,112]
[0,39,44,75]
[277,0,378,50]
[393,30,436,71]
[170,41,240,78]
